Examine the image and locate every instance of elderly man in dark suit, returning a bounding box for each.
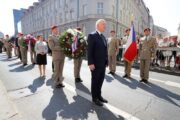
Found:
[87,19,108,106]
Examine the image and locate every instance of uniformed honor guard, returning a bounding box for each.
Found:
[107,30,119,75]
[4,35,12,58]
[48,26,65,88]
[74,27,83,83]
[28,35,36,65]
[18,33,28,66]
[122,28,132,79]
[139,28,156,83]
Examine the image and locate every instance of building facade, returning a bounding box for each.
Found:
[0,31,4,39]
[21,0,151,39]
[177,24,180,41]
[13,9,26,35]
[153,25,169,38]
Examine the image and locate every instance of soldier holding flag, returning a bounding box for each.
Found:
[123,15,137,79]
[122,28,132,79]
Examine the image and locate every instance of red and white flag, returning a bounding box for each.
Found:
[123,24,137,62]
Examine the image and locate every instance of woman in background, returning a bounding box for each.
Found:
[35,35,48,77]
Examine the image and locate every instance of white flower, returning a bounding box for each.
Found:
[84,36,87,40]
[80,39,84,43]
[67,29,75,36]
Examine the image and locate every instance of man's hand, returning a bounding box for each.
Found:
[41,52,45,55]
[89,64,95,71]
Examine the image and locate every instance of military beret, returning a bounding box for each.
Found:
[125,28,130,32]
[144,28,151,32]
[37,34,43,39]
[110,30,116,33]
[76,27,81,31]
[18,33,23,36]
[51,25,58,30]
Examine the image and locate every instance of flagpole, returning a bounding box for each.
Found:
[130,14,134,26]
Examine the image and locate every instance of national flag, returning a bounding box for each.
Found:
[123,24,137,62]
[72,32,79,53]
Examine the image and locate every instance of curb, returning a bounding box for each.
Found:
[0,80,22,120]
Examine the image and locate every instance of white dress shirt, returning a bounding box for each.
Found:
[35,41,48,54]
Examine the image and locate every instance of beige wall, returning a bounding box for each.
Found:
[21,0,151,39]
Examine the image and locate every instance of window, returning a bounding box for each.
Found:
[97,2,103,14]
[112,5,115,17]
[55,0,58,11]
[59,0,62,7]
[65,11,68,21]
[120,10,122,21]
[83,4,87,16]
[59,13,62,23]
[70,9,74,20]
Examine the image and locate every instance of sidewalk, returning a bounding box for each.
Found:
[0,80,21,120]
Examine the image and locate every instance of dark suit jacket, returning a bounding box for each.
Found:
[87,31,108,68]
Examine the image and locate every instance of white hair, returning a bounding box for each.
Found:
[95,19,106,29]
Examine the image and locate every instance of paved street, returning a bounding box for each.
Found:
[0,52,180,120]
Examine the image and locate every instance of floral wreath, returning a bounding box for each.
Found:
[59,28,87,59]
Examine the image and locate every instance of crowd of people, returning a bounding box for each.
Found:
[0,19,180,107]
[116,30,180,70]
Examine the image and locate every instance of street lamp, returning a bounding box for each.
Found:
[77,0,79,27]
[116,0,119,37]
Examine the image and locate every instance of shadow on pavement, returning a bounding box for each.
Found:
[117,63,180,76]
[42,83,124,120]
[8,61,22,67]
[46,78,54,89]
[75,82,91,95]
[9,64,35,72]
[0,57,18,62]
[113,74,139,89]
[138,82,180,108]
[28,76,45,93]
[114,74,180,108]
[72,83,124,120]
[105,74,114,82]
[42,89,69,120]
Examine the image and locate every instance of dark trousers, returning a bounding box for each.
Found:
[17,47,22,60]
[116,48,123,61]
[52,61,54,72]
[0,45,2,53]
[91,67,106,100]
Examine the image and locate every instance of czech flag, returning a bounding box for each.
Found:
[123,24,137,63]
[72,32,79,53]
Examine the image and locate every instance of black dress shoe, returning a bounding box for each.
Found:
[123,74,128,78]
[143,79,149,84]
[93,99,103,106]
[23,63,27,66]
[108,71,113,74]
[140,79,144,82]
[56,84,65,88]
[140,79,149,84]
[75,78,83,83]
[111,72,115,75]
[108,71,115,75]
[99,97,108,103]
